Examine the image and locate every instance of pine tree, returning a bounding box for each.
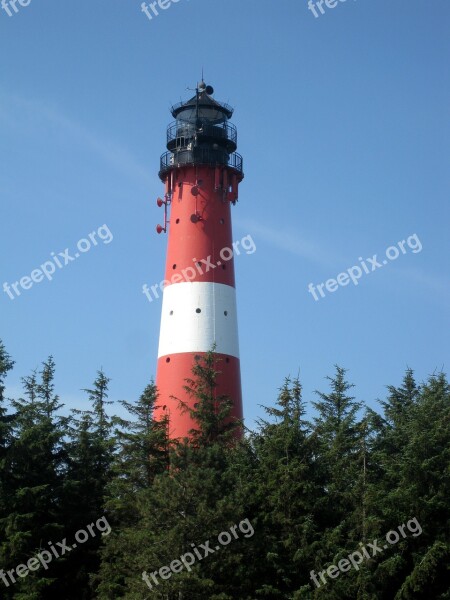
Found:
[94,382,170,598]
[96,353,253,599]
[0,341,15,599]
[1,357,68,599]
[0,339,14,437]
[59,370,115,599]
[307,366,365,599]
[312,366,363,520]
[363,370,449,599]
[251,376,320,598]
[372,369,421,524]
[108,382,169,516]
[1,341,448,600]
[179,351,242,446]
[0,340,14,495]
[383,373,450,599]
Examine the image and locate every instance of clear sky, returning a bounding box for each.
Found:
[1,0,449,428]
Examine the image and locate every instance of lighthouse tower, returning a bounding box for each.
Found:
[154,81,244,439]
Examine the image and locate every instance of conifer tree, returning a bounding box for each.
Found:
[96,353,253,599]
[1,341,449,600]
[312,365,363,519]
[368,369,420,518]
[60,370,115,599]
[0,341,15,599]
[0,340,14,493]
[179,350,241,446]
[0,340,14,438]
[305,367,365,598]
[251,377,320,598]
[372,373,450,599]
[1,358,68,599]
[94,382,170,598]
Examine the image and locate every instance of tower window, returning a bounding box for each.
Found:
[196,308,201,314]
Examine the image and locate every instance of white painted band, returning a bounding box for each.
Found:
[158,282,240,359]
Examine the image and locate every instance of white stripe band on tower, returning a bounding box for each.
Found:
[157,282,240,359]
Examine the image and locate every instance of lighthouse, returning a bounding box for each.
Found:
[154,81,244,440]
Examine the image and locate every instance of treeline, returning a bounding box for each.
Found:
[0,339,449,599]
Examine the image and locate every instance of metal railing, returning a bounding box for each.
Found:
[170,100,234,116]
[166,121,237,145]
[159,149,243,175]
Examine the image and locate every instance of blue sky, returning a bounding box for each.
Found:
[1,0,449,428]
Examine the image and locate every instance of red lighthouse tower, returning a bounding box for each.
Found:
[154,81,244,439]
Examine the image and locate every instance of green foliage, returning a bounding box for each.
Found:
[395,541,450,599]
[1,357,68,599]
[178,349,242,446]
[0,339,448,599]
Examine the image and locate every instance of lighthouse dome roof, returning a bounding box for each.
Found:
[171,85,233,124]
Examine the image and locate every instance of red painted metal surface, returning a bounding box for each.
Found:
[155,164,243,440]
[154,352,242,440]
[162,165,238,288]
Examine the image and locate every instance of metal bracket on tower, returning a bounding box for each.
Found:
[156,193,172,234]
